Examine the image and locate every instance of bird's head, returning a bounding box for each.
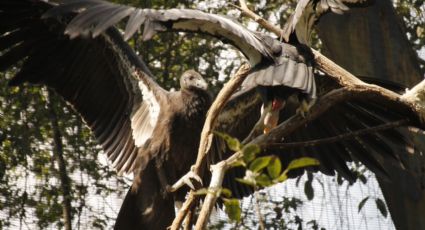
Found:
[180,70,208,91]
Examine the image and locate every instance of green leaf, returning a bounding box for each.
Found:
[255,174,272,187]
[223,198,241,222]
[267,157,282,179]
[276,171,288,182]
[242,144,260,163]
[375,198,388,218]
[286,157,319,172]
[235,178,256,187]
[214,131,241,152]
[221,188,232,198]
[230,160,246,168]
[249,156,273,173]
[358,197,369,213]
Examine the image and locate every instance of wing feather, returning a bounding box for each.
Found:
[45,0,273,65]
[282,0,371,44]
[0,0,164,174]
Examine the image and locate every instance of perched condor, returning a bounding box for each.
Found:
[0,0,423,229]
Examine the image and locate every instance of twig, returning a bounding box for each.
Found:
[170,64,251,230]
[183,209,194,230]
[195,151,244,229]
[170,195,198,230]
[253,191,265,230]
[264,119,409,150]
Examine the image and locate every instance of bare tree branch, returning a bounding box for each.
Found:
[264,119,409,150]
[254,191,265,230]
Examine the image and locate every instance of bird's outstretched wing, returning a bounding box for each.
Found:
[0,0,166,174]
[216,76,423,198]
[282,0,371,44]
[44,0,274,66]
[45,0,316,98]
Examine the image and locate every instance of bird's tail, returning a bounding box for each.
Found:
[115,162,175,230]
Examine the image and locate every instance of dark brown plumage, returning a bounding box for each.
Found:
[117,71,211,230]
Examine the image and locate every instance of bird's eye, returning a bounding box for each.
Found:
[189,76,195,80]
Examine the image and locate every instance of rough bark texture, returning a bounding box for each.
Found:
[316,1,425,229]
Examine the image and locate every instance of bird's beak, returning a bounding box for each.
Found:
[196,78,208,90]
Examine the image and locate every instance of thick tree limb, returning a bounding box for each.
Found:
[251,86,423,147]
[170,64,251,230]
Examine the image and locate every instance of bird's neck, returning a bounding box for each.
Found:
[181,88,212,121]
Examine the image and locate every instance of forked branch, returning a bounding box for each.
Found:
[170,64,251,230]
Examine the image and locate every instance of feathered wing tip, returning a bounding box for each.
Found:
[281,0,373,43]
[1,0,166,176]
[43,0,273,65]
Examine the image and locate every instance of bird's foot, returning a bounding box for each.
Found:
[296,99,315,118]
[168,170,203,193]
[162,185,171,199]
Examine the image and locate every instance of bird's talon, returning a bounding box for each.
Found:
[163,186,171,198]
[296,99,313,118]
[184,171,203,189]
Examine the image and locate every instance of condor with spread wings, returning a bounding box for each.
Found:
[45,0,317,134]
[1,0,423,229]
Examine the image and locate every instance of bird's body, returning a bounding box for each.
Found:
[132,73,212,199]
[118,72,212,230]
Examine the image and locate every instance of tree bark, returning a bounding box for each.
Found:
[46,89,73,230]
[316,1,425,229]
